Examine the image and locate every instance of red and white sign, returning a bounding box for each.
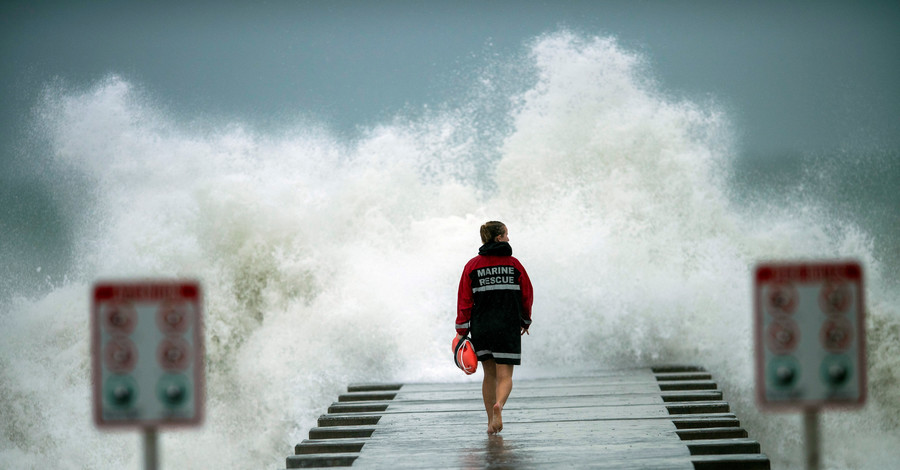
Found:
[91,280,205,428]
[754,261,866,410]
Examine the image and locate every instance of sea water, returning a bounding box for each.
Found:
[2,32,898,469]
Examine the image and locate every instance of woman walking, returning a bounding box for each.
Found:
[456,221,533,434]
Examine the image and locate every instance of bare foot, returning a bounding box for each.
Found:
[490,403,503,434]
[486,414,497,435]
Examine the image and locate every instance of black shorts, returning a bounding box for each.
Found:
[471,322,521,365]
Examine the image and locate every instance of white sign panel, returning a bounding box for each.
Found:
[92,280,205,427]
[754,261,866,410]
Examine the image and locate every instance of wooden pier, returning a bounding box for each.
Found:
[284,366,769,469]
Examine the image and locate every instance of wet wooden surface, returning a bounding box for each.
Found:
[287,367,770,469]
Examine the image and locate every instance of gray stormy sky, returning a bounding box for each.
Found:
[2,0,898,162]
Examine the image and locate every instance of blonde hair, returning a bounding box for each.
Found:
[480,221,506,244]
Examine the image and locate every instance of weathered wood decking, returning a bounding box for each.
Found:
[285,366,769,469]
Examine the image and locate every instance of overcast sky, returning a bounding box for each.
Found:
[2,0,899,165]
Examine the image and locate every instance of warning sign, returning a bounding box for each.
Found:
[91,280,205,428]
[754,261,866,410]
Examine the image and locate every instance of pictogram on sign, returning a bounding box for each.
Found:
[104,336,139,373]
[766,319,800,354]
[820,318,853,353]
[767,282,798,316]
[157,300,192,334]
[157,337,191,371]
[819,281,852,315]
[104,302,137,335]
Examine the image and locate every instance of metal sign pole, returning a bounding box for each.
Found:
[803,408,819,470]
[144,427,159,470]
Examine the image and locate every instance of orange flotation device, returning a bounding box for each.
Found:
[452,335,478,375]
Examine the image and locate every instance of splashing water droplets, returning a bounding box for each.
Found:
[2,31,898,470]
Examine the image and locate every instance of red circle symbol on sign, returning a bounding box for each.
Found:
[157,337,191,370]
[103,302,137,335]
[767,282,797,316]
[104,336,138,373]
[766,319,800,354]
[157,301,191,334]
[820,317,854,352]
[819,282,852,315]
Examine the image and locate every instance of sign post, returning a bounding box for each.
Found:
[91,280,205,469]
[144,427,159,470]
[754,261,866,470]
[803,409,819,470]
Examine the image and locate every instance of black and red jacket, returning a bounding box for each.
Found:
[456,242,533,336]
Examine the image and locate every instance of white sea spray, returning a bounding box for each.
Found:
[2,32,898,470]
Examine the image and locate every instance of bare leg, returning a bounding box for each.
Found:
[481,360,498,433]
[492,364,514,433]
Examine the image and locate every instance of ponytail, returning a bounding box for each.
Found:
[480,221,506,244]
